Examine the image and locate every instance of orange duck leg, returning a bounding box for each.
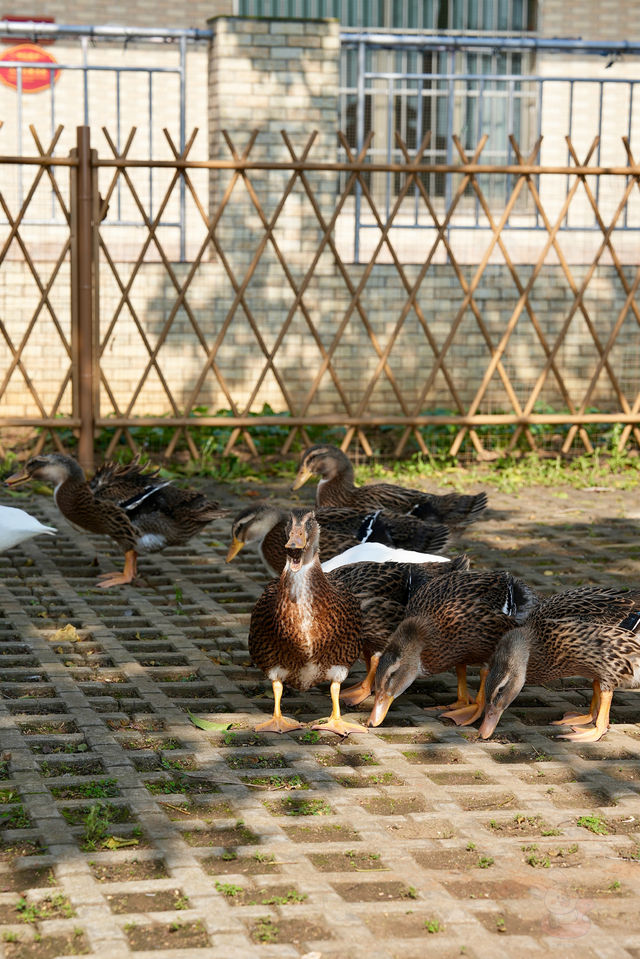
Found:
[425,664,473,712]
[313,680,367,737]
[551,681,601,727]
[255,679,304,734]
[97,549,138,589]
[558,688,613,742]
[440,668,488,726]
[340,652,381,706]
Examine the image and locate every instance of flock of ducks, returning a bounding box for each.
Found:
[2,445,640,744]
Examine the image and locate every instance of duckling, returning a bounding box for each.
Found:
[367,570,539,728]
[479,586,640,743]
[292,445,487,525]
[0,505,56,551]
[6,453,225,588]
[226,502,449,577]
[248,508,467,735]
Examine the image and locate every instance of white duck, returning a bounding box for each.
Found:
[0,505,57,551]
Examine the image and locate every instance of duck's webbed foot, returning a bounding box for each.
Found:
[441,701,484,726]
[424,665,472,713]
[256,714,304,734]
[340,653,380,706]
[425,695,473,713]
[440,667,487,727]
[557,724,608,742]
[556,688,612,743]
[312,716,367,737]
[551,712,596,727]
[256,679,303,734]
[552,681,601,727]
[313,680,368,737]
[97,550,137,588]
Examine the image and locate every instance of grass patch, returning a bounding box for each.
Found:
[252,916,279,943]
[49,780,119,800]
[0,807,31,829]
[15,893,74,923]
[215,881,243,898]
[266,797,332,817]
[225,754,288,770]
[242,774,308,791]
[260,889,306,906]
[0,790,21,804]
[577,815,609,835]
[355,434,640,492]
[77,803,135,850]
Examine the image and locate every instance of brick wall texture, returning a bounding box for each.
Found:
[1,259,638,419]
[8,0,640,39]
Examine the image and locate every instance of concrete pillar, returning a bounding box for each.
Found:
[205,16,341,410]
[207,15,340,254]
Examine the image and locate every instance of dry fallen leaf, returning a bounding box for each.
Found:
[48,624,80,644]
[103,836,139,849]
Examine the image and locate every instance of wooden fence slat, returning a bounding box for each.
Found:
[1,127,639,464]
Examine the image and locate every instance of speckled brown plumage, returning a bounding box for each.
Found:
[480,585,640,742]
[248,508,364,735]
[6,453,224,587]
[329,553,471,664]
[249,506,472,728]
[368,569,539,727]
[292,444,487,525]
[227,501,449,577]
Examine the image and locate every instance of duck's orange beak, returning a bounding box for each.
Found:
[225,536,244,563]
[5,468,31,487]
[291,466,312,491]
[366,691,394,727]
[478,704,503,739]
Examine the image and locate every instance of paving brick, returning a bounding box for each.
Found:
[0,478,639,956]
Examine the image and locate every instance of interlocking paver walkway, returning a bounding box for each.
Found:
[1,476,640,958]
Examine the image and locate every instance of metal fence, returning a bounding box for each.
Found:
[3,20,640,263]
[338,33,640,258]
[0,21,210,260]
[1,126,640,468]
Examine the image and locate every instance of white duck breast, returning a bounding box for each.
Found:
[0,505,57,551]
[321,541,449,572]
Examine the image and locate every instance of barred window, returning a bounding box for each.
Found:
[235,0,536,32]
[236,1,538,200]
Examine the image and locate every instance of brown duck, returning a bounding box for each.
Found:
[367,570,539,728]
[226,501,449,578]
[6,453,225,588]
[331,551,470,706]
[292,444,487,525]
[248,508,468,735]
[479,586,640,743]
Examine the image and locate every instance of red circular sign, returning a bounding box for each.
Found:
[0,43,60,93]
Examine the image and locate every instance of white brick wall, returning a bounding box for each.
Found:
[1,259,638,418]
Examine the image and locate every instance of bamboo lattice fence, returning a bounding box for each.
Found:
[1,125,640,469]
